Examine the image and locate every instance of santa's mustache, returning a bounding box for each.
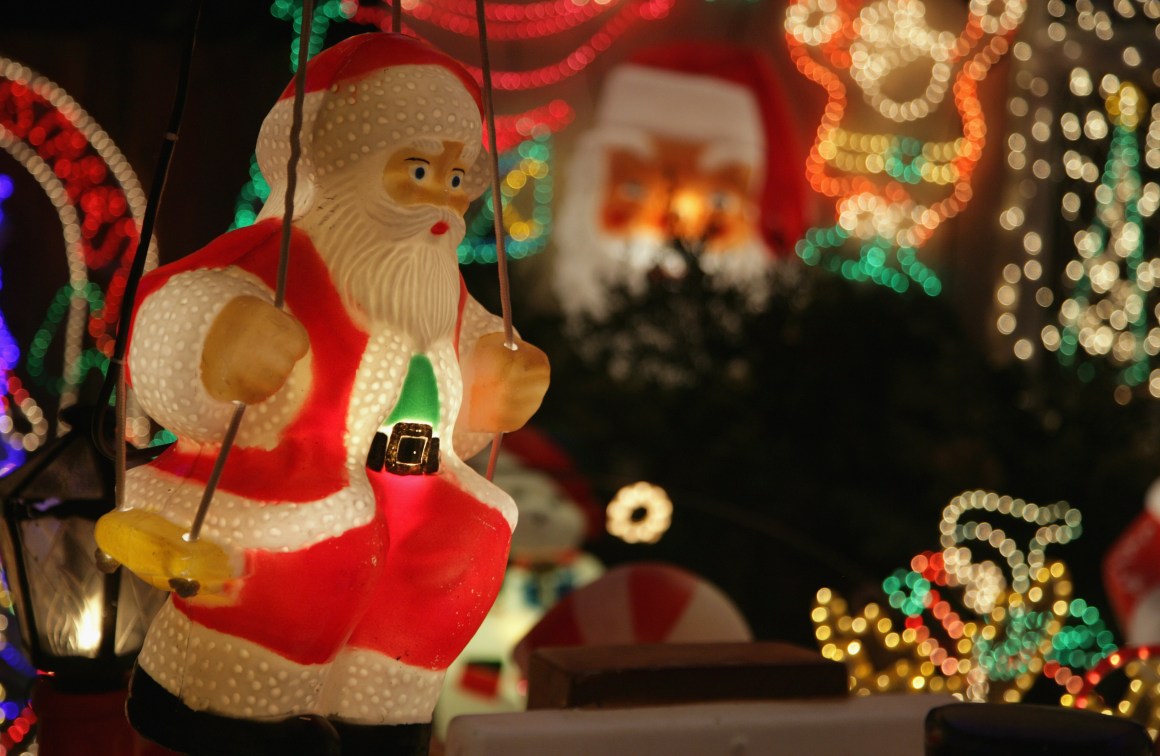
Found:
[368,199,467,244]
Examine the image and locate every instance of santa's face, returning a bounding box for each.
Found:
[301,136,475,342]
[381,139,473,221]
[601,136,757,254]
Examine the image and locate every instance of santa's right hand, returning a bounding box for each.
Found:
[200,295,309,405]
[94,509,239,603]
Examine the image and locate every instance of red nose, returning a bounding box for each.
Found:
[431,221,450,236]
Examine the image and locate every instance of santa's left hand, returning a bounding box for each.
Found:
[462,332,550,433]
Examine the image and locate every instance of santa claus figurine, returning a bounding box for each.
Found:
[94,33,549,756]
[552,41,805,320]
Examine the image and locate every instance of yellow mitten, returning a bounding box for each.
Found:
[95,509,238,603]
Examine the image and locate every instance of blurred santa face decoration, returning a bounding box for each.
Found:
[553,42,806,321]
[93,32,551,756]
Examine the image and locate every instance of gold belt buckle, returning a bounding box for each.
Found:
[373,422,439,475]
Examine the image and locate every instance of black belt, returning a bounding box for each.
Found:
[367,422,440,475]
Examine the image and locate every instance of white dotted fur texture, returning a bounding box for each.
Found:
[139,602,444,723]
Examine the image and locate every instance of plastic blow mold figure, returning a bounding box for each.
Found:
[94,33,549,756]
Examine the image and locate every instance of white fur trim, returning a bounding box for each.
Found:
[130,269,314,445]
[139,602,445,723]
[139,601,329,720]
[319,648,446,724]
[124,464,376,552]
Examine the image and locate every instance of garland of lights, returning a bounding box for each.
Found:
[395,0,626,39]
[784,0,1024,296]
[993,1,1160,403]
[813,491,1115,702]
[352,0,674,91]
[0,57,156,448]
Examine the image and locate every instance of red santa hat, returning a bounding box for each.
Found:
[256,32,490,219]
[593,41,807,254]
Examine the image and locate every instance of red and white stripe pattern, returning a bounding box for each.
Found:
[513,562,751,673]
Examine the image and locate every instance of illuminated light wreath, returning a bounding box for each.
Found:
[992,1,1160,401]
[813,491,1115,702]
[606,481,673,544]
[0,57,158,448]
[784,0,1025,295]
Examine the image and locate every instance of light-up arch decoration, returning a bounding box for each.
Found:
[0,57,158,448]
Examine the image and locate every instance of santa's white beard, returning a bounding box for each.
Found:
[298,174,465,346]
[553,139,773,320]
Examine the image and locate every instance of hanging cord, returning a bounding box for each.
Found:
[392,0,403,33]
[475,0,516,481]
[186,0,315,543]
[94,1,203,508]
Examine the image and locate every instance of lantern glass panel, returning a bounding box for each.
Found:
[19,513,105,658]
[114,568,164,656]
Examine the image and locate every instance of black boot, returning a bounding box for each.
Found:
[127,665,342,756]
[330,719,433,756]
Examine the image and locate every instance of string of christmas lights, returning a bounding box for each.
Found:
[271,0,355,71]
[1064,644,1160,737]
[813,491,1115,702]
[392,0,625,40]
[352,0,674,91]
[458,101,573,263]
[785,0,1024,295]
[0,528,36,752]
[992,1,1160,403]
[229,0,354,230]
[0,182,34,742]
[0,176,26,477]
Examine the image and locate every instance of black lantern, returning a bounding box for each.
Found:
[0,409,165,691]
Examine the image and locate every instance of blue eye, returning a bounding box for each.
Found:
[410,165,427,181]
[450,174,463,189]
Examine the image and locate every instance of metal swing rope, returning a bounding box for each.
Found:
[474,0,518,481]
[185,0,315,543]
[99,1,204,508]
